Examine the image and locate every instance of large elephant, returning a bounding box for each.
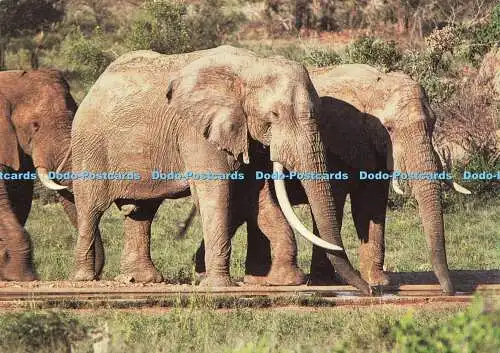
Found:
[70,46,372,293]
[0,69,79,281]
[190,64,470,294]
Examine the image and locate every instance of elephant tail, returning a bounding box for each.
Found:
[174,204,198,240]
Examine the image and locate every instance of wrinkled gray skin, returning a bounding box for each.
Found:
[71,46,371,293]
[193,64,458,294]
[0,69,81,281]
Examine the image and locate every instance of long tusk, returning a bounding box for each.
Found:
[56,147,72,174]
[446,180,472,194]
[36,167,68,190]
[273,162,343,251]
[392,177,405,195]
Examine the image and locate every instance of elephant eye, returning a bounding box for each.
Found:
[31,121,40,133]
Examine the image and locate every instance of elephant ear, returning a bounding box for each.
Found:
[0,95,20,170]
[166,65,250,164]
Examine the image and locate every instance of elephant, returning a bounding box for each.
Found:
[0,69,79,281]
[188,64,470,294]
[70,46,373,293]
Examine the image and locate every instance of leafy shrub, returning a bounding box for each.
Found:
[303,47,342,67]
[392,298,500,353]
[464,4,500,66]
[126,0,192,54]
[0,311,89,353]
[345,36,402,71]
[127,0,245,54]
[399,49,455,103]
[187,0,245,50]
[61,26,113,86]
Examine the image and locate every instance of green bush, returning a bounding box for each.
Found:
[465,4,500,66]
[127,0,244,54]
[303,47,342,67]
[126,0,192,54]
[399,49,455,103]
[187,0,245,51]
[345,36,402,71]
[61,26,113,86]
[392,298,500,353]
[0,311,89,353]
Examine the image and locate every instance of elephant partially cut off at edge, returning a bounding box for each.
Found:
[71,46,373,294]
[0,69,81,281]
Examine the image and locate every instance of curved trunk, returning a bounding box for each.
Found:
[275,133,371,295]
[403,125,454,294]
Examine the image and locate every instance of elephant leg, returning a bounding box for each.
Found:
[118,199,164,283]
[8,177,33,226]
[59,193,105,277]
[244,180,304,285]
[309,186,347,285]
[192,180,234,287]
[0,178,37,281]
[73,183,109,281]
[351,181,389,286]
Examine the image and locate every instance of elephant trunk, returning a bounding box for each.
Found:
[273,130,371,295]
[402,125,454,294]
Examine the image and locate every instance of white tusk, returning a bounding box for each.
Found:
[273,162,343,251]
[36,167,68,190]
[448,180,472,194]
[392,178,405,195]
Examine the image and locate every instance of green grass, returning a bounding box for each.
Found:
[26,197,499,282]
[2,300,498,353]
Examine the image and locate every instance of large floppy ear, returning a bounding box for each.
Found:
[166,65,250,164]
[320,96,384,170]
[0,95,20,170]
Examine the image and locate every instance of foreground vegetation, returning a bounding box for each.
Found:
[0,298,498,353]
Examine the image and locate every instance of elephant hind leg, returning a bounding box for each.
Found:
[351,182,389,286]
[73,184,110,281]
[59,193,105,277]
[117,198,164,283]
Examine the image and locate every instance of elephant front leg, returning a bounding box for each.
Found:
[245,180,304,285]
[193,181,234,287]
[0,178,37,281]
[118,199,164,283]
[351,182,389,286]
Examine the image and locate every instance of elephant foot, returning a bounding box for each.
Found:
[119,263,164,283]
[0,269,38,282]
[116,269,164,283]
[194,271,206,284]
[73,268,97,281]
[360,267,390,286]
[199,275,236,287]
[244,265,305,286]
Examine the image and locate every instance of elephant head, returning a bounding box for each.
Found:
[0,69,76,280]
[311,64,470,294]
[0,70,76,186]
[166,53,372,294]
